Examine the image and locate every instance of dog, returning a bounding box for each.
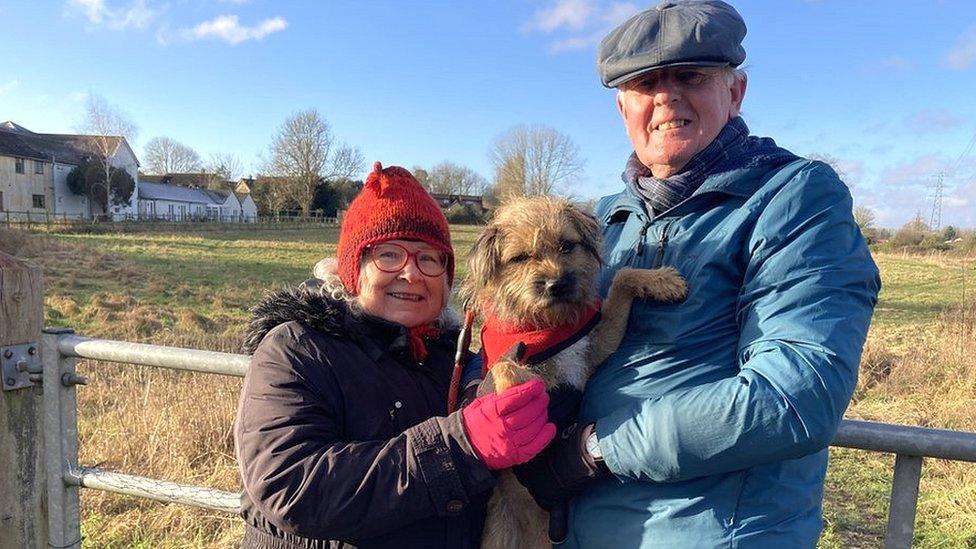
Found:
[460,196,687,549]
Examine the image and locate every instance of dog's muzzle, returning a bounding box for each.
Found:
[537,274,576,299]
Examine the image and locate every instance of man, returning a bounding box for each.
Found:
[517,1,881,547]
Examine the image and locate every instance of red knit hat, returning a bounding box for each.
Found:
[337,161,454,294]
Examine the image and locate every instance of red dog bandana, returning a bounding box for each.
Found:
[480,301,602,374]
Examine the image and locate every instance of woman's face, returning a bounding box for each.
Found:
[357,239,449,328]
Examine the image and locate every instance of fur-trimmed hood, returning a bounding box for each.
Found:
[242,277,461,355]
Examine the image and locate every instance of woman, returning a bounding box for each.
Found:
[235,162,555,548]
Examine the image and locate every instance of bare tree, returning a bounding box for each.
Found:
[489,124,584,198]
[412,166,430,190]
[76,93,139,214]
[426,161,489,195]
[853,206,876,232]
[143,137,202,174]
[253,175,298,217]
[268,110,364,216]
[853,205,878,243]
[807,152,852,186]
[204,152,243,189]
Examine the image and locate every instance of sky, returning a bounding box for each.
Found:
[3,0,976,228]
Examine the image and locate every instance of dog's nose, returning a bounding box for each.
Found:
[541,276,574,298]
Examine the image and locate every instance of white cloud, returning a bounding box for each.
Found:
[905,109,967,133]
[879,55,913,72]
[551,32,604,52]
[0,79,19,94]
[524,1,639,52]
[183,14,287,45]
[944,26,976,69]
[838,159,865,180]
[601,2,639,27]
[525,0,594,33]
[64,0,159,31]
[879,154,948,188]
[67,0,107,23]
[943,195,969,208]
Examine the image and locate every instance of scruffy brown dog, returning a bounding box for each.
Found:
[460,196,687,549]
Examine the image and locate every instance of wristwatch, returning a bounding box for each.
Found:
[585,429,603,461]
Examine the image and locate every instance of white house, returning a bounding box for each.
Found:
[235,191,258,221]
[0,121,139,220]
[137,181,256,222]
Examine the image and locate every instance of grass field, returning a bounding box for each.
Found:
[2,226,975,548]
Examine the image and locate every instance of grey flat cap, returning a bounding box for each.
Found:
[597,0,747,88]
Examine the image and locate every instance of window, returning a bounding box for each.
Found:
[15,158,25,174]
[0,191,4,211]
[32,194,45,209]
[35,160,44,174]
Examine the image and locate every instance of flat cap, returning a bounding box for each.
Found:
[597,0,747,88]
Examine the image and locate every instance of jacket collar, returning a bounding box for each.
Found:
[600,161,804,224]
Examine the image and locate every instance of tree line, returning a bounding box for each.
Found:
[67,94,588,219]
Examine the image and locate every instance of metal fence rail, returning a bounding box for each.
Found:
[59,334,249,377]
[38,333,976,549]
[66,467,240,514]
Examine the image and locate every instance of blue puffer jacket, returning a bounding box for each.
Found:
[567,158,881,548]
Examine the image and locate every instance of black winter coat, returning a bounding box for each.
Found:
[235,287,494,549]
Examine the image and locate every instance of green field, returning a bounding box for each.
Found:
[5,227,975,547]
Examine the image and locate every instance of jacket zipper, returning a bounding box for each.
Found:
[634,221,650,257]
[653,221,672,268]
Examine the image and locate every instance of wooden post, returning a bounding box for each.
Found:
[0,251,46,549]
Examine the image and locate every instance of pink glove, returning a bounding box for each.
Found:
[461,379,556,470]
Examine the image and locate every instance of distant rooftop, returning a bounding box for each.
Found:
[0,121,127,166]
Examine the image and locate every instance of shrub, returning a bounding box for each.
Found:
[444,204,487,225]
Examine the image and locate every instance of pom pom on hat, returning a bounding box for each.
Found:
[336,161,454,294]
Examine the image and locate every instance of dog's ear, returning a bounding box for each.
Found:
[459,225,502,308]
[567,206,603,263]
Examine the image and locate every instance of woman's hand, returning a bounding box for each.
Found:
[461,378,555,470]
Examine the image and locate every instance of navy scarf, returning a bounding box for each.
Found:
[623,117,798,216]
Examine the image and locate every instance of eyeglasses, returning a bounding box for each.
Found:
[625,67,722,93]
[368,242,448,277]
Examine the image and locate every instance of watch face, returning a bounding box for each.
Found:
[586,432,603,460]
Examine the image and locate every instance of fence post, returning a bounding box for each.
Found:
[884,454,923,549]
[42,328,82,548]
[0,251,46,549]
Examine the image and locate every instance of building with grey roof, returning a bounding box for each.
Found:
[137,180,256,222]
[0,121,140,220]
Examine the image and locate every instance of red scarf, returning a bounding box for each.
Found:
[408,324,439,362]
[479,301,602,374]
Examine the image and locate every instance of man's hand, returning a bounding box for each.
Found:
[513,422,607,511]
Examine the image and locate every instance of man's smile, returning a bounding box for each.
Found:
[655,119,691,131]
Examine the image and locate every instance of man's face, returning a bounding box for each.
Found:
[616,66,746,178]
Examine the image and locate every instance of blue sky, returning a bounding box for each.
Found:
[3,0,976,228]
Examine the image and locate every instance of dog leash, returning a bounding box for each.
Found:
[447,309,476,413]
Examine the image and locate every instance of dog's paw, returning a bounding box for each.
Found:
[615,266,688,303]
[489,358,536,393]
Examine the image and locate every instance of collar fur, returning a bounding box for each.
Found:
[242,274,460,355]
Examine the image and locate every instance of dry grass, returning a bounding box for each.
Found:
[5,227,976,547]
[3,228,246,546]
[843,302,976,544]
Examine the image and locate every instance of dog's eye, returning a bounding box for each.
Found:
[509,253,531,264]
[559,241,577,254]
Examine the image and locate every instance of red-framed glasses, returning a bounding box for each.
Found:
[367,242,448,277]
